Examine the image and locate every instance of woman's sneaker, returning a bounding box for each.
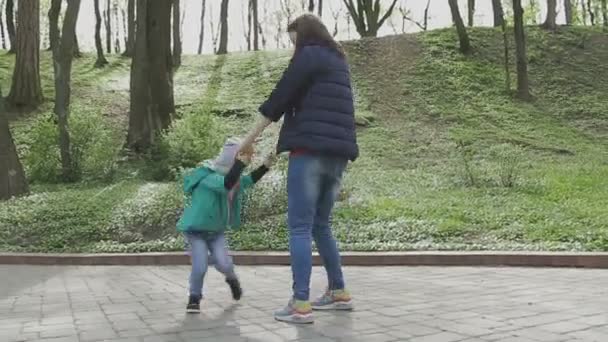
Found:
[186,295,201,314]
[226,278,242,301]
[274,299,314,324]
[312,289,353,311]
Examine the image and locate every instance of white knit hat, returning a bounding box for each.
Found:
[211,137,240,175]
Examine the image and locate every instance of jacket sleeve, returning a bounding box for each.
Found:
[240,165,269,190]
[200,160,247,193]
[259,46,319,122]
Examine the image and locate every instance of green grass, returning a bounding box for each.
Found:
[1,27,608,252]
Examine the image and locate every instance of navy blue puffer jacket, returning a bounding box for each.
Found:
[259,43,359,161]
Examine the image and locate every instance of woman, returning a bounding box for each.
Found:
[239,14,358,324]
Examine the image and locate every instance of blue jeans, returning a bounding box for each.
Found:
[185,232,236,298]
[288,154,348,301]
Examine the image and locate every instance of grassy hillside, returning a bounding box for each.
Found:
[1,27,607,253]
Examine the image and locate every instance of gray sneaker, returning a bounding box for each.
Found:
[312,289,354,311]
[274,299,314,324]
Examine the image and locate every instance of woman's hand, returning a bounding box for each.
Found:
[239,116,272,154]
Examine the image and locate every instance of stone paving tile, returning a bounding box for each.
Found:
[1,265,608,342]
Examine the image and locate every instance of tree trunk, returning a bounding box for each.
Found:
[512,0,531,100]
[246,0,252,51]
[105,0,112,53]
[588,0,596,25]
[252,0,259,51]
[499,4,511,93]
[492,0,504,27]
[468,0,475,27]
[7,0,43,110]
[542,0,558,29]
[318,0,323,17]
[602,0,608,27]
[48,0,61,52]
[0,0,6,50]
[113,1,120,53]
[94,0,108,67]
[197,0,206,54]
[308,0,314,12]
[564,0,573,24]
[217,0,229,55]
[448,0,471,54]
[343,0,398,38]
[52,0,81,181]
[0,86,28,200]
[127,0,175,152]
[74,33,82,58]
[122,0,135,56]
[6,0,15,53]
[172,0,181,67]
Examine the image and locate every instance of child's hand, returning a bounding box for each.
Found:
[263,153,277,168]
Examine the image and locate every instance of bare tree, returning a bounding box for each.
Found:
[209,2,220,53]
[318,0,323,17]
[343,0,398,37]
[48,0,61,52]
[0,86,28,200]
[127,0,175,152]
[7,0,43,110]
[308,0,315,12]
[258,0,268,49]
[588,0,596,25]
[252,0,260,51]
[94,0,108,67]
[217,0,229,55]
[52,0,82,181]
[244,0,252,50]
[172,0,181,66]
[492,0,505,27]
[498,2,511,93]
[105,0,111,53]
[6,0,15,53]
[0,0,6,50]
[512,0,531,100]
[468,0,475,27]
[122,0,135,56]
[113,0,120,53]
[601,0,608,31]
[198,0,206,54]
[564,0,573,24]
[273,10,283,48]
[448,0,471,54]
[542,0,558,29]
[331,5,341,37]
[399,0,431,32]
[280,0,296,25]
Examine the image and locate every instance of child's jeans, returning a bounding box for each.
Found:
[185,232,237,298]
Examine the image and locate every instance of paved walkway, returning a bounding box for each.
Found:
[1,266,607,342]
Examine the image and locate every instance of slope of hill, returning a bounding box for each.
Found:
[1,27,607,253]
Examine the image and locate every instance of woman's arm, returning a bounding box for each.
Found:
[240,47,319,152]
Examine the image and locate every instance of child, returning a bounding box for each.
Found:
[177,138,275,313]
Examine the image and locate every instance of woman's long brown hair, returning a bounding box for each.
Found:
[287,14,345,58]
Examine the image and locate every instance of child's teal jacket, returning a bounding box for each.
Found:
[177,165,254,233]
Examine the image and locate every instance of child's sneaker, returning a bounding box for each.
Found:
[226,278,242,301]
[274,299,314,324]
[186,295,201,314]
[312,289,353,311]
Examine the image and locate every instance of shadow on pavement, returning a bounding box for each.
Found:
[0,265,66,301]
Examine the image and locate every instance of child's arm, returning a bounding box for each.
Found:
[241,153,276,189]
[201,152,253,192]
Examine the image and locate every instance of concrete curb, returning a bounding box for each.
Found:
[1,251,608,268]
